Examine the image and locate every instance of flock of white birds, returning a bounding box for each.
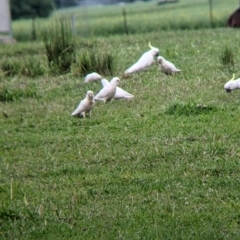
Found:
[71,42,240,118]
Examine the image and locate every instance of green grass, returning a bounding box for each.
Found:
[1,2,240,238]
[1,28,240,239]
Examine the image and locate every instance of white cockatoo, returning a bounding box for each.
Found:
[157,56,181,75]
[124,42,159,75]
[84,72,102,83]
[71,90,95,118]
[101,78,134,100]
[224,74,240,93]
[94,77,120,102]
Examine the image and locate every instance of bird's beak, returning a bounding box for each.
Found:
[225,89,232,93]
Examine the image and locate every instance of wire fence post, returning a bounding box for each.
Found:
[121,3,129,35]
[83,2,89,38]
[71,14,76,36]
[208,0,213,28]
[32,15,36,40]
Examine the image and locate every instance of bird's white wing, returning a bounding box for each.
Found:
[161,60,180,73]
[125,52,154,74]
[85,72,102,83]
[71,99,87,116]
[167,60,180,71]
[101,78,110,87]
[115,87,134,99]
[101,79,133,99]
[236,79,240,89]
[94,85,116,101]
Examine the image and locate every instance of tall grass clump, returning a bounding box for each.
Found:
[220,46,235,68]
[41,15,76,74]
[72,48,114,76]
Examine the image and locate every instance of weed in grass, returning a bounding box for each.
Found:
[0,59,20,76]
[0,207,21,221]
[42,15,76,74]
[165,101,217,116]
[220,45,235,70]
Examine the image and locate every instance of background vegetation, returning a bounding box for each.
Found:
[10,0,54,19]
[10,0,83,20]
[11,0,239,41]
[1,0,240,239]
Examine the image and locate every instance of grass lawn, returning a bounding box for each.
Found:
[1,1,240,239]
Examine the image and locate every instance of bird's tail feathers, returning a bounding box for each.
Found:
[71,112,77,117]
[71,110,79,116]
[94,97,105,102]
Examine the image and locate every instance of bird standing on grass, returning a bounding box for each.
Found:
[84,72,102,83]
[71,91,95,118]
[94,77,120,103]
[224,74,240,93]
[124,42,159,75]
[157,56,181,75]
[101,78,134,100]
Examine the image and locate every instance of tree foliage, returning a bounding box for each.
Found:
[10,0,54,20]
[53,0,79,8]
